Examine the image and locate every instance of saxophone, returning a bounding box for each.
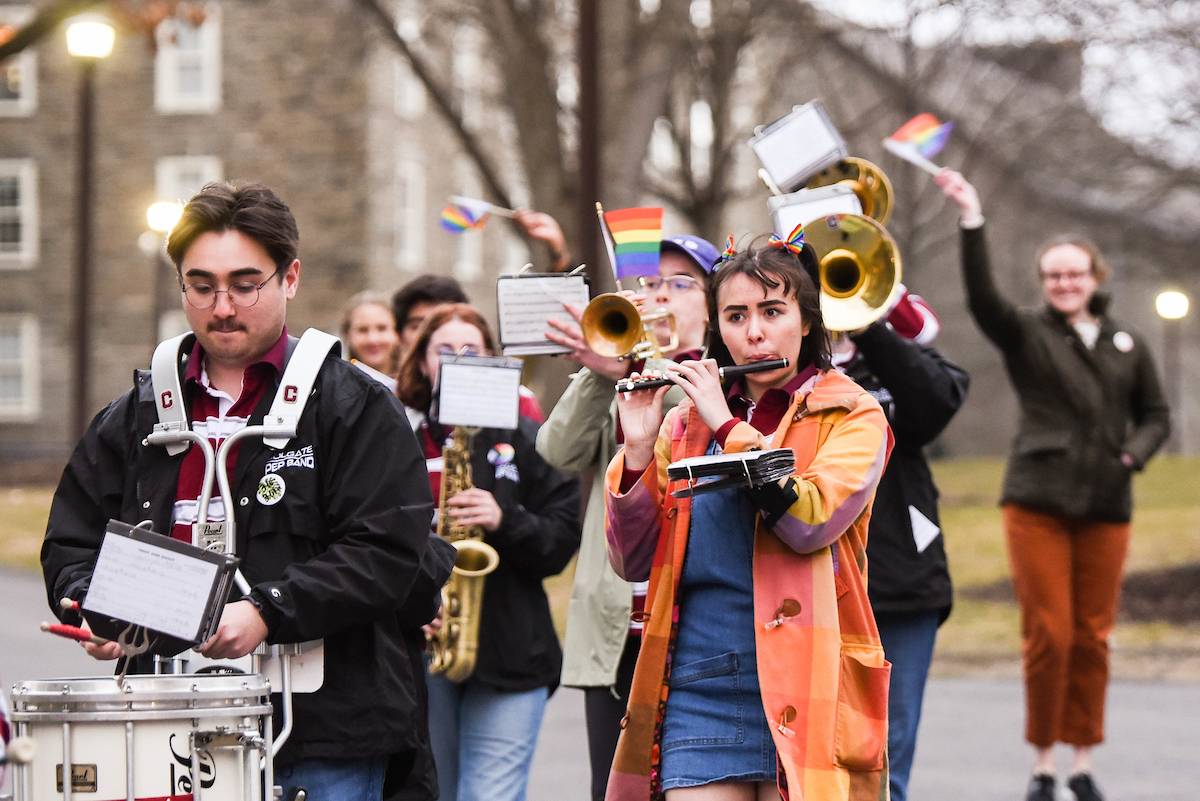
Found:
[428,425,500,682]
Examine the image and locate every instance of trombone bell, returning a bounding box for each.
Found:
[806,214,903,332]
[581,293,677,359]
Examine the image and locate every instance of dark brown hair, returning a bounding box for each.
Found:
[391,274,469,334]
[1035,235,1111,283]
[167,182,299,275]
[396,303,497,412]
[705,239,831,371]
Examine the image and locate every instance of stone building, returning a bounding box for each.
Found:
[2,1,1196,477]
[0,0,530,476]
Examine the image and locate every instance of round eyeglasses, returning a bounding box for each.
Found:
[637,274,701,294]
[180,270,281,310]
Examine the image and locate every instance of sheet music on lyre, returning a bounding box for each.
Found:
[435,354,524,430]
[83,521,235,643]
[496,272,590,356]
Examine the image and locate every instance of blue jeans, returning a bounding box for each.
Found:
[876,610,941,801]
[426,675,549,801]
[275,756,387,801]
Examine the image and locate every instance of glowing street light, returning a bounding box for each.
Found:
[65,17,115,59]
[1155,290,1190,321]
[146,200,184,234]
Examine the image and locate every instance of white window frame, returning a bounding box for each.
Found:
[0,5,37,116]
[394,157,425,272]
[0,314,39,421]
[154,5,222,114]
[394,57,426,119]
[155,155,223,204]
[158,309,190,342]
[0,158,38,268]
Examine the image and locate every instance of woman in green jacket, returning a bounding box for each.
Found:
[937,169,1170,801]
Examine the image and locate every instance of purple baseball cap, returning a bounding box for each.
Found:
[661,234,720,275]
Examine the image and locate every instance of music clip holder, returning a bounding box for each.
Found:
[748,100,848,195]
[81,519,240,657]
[667,449,796,499]
[496,266,591,356]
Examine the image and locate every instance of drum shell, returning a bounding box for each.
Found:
[10,674,271,801]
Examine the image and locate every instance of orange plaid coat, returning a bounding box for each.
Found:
[604,370,893,801]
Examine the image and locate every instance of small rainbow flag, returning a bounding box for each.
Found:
[888,113,954,159]
[602,206,663,279]
[883,113,954,176]
[439,198,492,233]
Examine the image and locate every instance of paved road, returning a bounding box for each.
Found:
[5,569,1196,800]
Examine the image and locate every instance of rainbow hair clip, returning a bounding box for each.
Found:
[768,222,806,256]
[715,234,738,266]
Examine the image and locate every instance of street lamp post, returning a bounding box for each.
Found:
[142,201,184,348]
[66,16,114,437]
[1155,289,1191,454]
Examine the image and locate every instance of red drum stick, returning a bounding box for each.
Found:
[40,621,109,646]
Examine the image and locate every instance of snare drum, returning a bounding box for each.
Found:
[9,674,272,801]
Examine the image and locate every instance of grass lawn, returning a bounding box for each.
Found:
[5,456,1198,675]
[931,455,1200,677]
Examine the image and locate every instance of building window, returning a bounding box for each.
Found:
[394,158,425,272]
[155,6,221,114]
[155,156,223,204]
[454,25,482,129]
[0,314,38,421]
[0,6,37,116]
[394,58,426,120]
[453,162,484,281]
[0,159,37,267]
[158,309,190,341]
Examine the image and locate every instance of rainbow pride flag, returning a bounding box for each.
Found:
[439,198,492,233]
[888,113,954,159]
[602,206,663,279]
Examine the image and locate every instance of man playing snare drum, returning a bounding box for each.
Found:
[41,182,447,800]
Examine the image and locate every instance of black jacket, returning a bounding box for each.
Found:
[962,225,1170,521]
[845,322,969,619]
[42,338,447,767]
[420,415,581,692]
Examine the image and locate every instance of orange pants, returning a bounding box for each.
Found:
[1003,503,1131,747]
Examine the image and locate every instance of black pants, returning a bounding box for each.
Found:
[582,634,641,801]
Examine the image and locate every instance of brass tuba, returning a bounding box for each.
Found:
[804,212,902,332]
[427,425,500,683]
[580,293,678,360]
[804,157,894,226]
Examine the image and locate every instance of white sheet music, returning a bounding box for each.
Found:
[437,357,523,430]
[84,530,219,641]
[497,275,590,355]
[750,102,846,190]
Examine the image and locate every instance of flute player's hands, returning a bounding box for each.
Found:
[615,376,670,472]
[666,359,735,434]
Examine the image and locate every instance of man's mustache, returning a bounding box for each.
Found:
[208,321,246,333]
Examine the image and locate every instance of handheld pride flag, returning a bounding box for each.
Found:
[438,196,517,234]
[883,113,954,176]
[601,206,664,280]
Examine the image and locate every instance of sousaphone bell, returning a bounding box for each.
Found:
[805,213,902,332]
[804,157,894,225]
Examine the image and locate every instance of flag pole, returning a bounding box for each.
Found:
[882,138,943,177]
[448,194,519,218]
[595,202,619,285]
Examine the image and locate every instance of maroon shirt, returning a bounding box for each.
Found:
[169,329,289,543]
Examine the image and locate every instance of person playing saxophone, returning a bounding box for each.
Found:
[394,302,580,801]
